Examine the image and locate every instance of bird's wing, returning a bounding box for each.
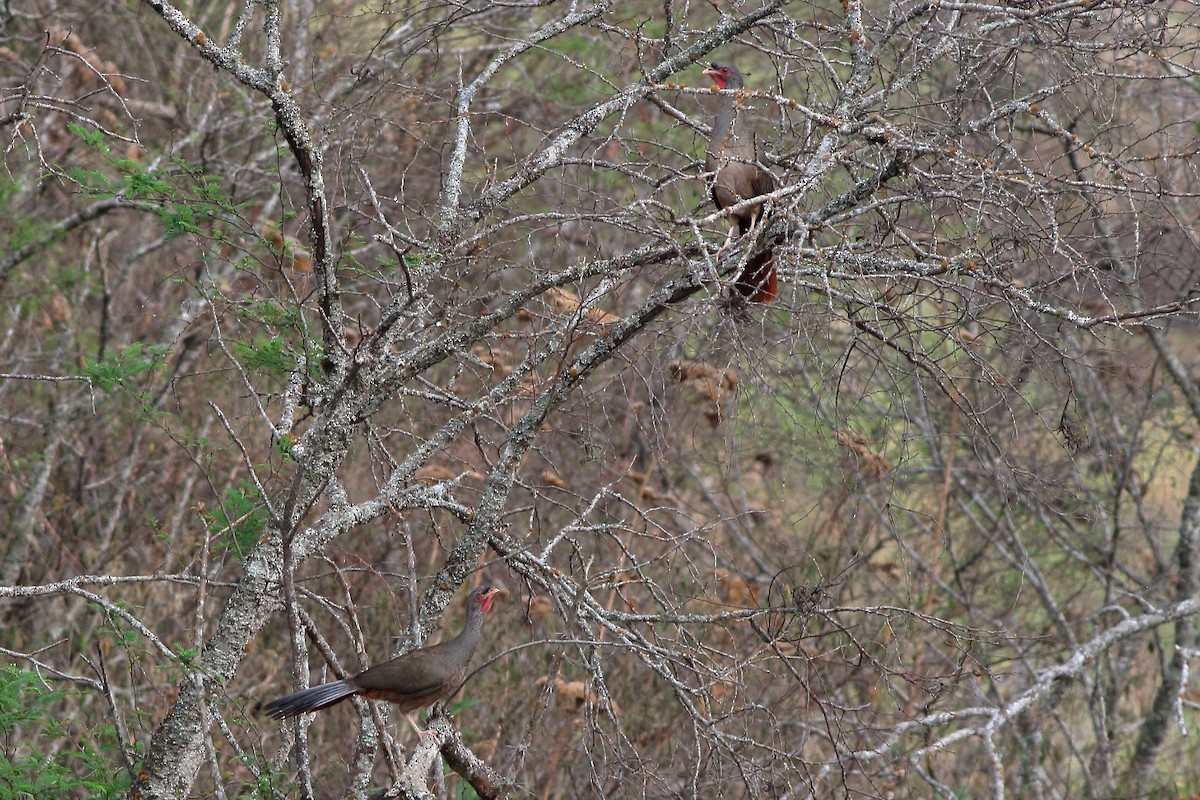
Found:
[353,643,458,700]
[750,155,776,199]
[750,131,776,197]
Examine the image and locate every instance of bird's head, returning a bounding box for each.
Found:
[703,63,745,91]
[469,585,501,614]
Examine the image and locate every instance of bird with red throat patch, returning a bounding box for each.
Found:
[703,62,778,304]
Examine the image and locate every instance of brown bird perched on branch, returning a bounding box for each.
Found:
[704,62,778,304]
[265,586,500,730]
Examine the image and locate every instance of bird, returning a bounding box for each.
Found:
[703,62,778,304]
[264,585,500,731]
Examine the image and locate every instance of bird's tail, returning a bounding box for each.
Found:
[264,679,356,719]
[734,249,777,304]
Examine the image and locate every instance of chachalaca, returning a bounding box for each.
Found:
[265,585,500,731]
[704,62,778,303]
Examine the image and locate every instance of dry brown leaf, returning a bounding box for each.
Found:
[667,360,739,428]
[531,675,619,717]
[47,295,72,324]
[260,222,312,273]
[713,569,761,608]
[710,673,737,703]
[471,737,498,760]
[668,359,719,383]
[835,428,891,478]
[527,595,554,620]
[555,679,591,714]
[584,307,621,325]
[539,470,568,489]
[415,465,457,483]
[546,286,580,313]
[472,345,512,378]
[639,485,666,503]
[543,286,620,326]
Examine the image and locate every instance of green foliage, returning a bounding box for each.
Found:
[0,178,48,253]
[89,602,142,656]
[233,337,292,376]
[66,122,110,151]
[238,298,304,329]
[83,342,169,393]
[244,755,289,800]
[444,697,482,715]
[66,165,112,193]
[120,166,170,198]
[171,645,201,666]
[451,774,482,800]
[66,125,248,242]
[0,666,131,800]
[208,480,269,560]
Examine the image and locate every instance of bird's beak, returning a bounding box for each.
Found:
[702,65,725,89]
[481,587,500,612]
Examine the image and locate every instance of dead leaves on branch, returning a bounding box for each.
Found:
[31,29,137,154]
[538,470,568,490]
[543,286,621,326]
[834,428,890,478]
[415,464,485,484]
[47,29,127,95]
[533,675,621,719]
[260,220,312,273]
[708,567,762,608]
[516,286,621,331]
[667,359,739,428]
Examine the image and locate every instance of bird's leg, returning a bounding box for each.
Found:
[746,207,763,238]
[739,208,769,260]
[714,219,740,258]
[402,711,436,741]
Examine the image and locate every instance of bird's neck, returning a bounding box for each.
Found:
[446,608,485,657]
[710,93,750,156]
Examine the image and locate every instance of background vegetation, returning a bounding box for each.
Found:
[5,0,1200,797]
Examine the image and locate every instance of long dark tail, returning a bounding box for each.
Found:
[264,679,356,719]
[734,249,777,304]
